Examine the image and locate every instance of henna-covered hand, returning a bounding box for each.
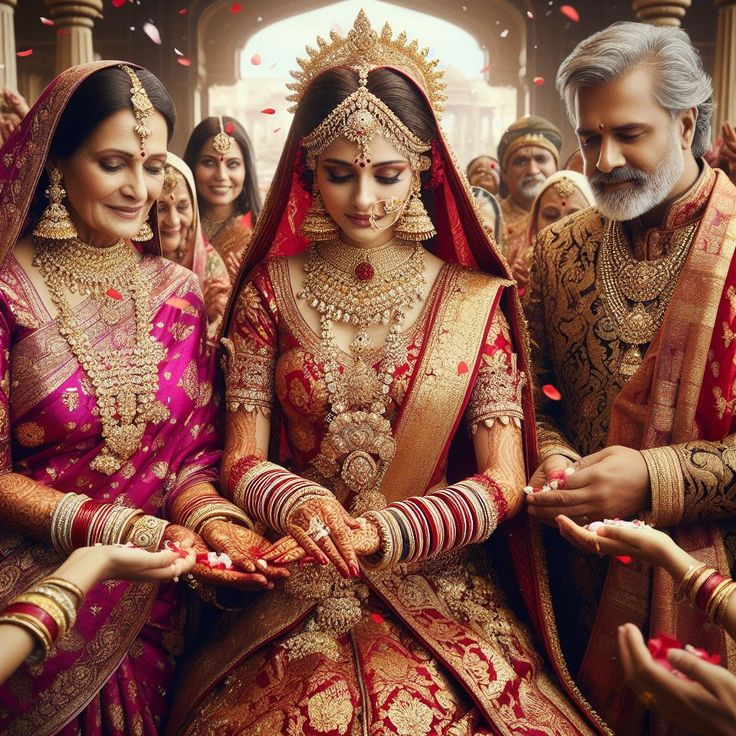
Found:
[163,523,274,591]
[284,497,361,578]
[200,519,289,581]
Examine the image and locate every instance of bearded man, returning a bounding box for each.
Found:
[521,22,736,734]
[497,115,561,258]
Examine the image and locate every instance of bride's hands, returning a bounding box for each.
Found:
[281,497,362,577]
[265,517,380,566]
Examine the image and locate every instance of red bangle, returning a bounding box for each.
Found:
[227,455,263,495]
[71,500,101,549]
[4,602,59,640]
[695,572,727,610]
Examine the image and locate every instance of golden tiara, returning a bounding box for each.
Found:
[286,9,447,116]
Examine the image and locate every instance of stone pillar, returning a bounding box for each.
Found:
[714,0,736,133]
[632,0,692,26]
[0,0,17,89]
[45,0,103,73]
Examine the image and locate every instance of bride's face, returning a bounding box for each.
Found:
[315,133,414,248]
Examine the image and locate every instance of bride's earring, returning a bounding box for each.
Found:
[33,166,77,240]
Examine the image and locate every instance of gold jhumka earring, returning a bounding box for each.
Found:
[32,166,77,240]
[393,173,436,241]
[299,184,340,241]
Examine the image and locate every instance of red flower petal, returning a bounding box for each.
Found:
[177,57,192,67]
[615,555,632,565]
[559,5,580,22]
[230,2,242,12]
[457,361,469,375]
[542,384,562,401]
[106,287,123,301]
[479,63,491,74]
[179,8,188,14]
[112,0,127,7]
[533,76,545,86]
[250,53,262,66]
[370,612,384,624]
[260,108,276,115]
[40,16,55,26]
[224,122,235,134]
[16,49,33,57]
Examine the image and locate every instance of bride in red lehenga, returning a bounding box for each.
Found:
[167,12,610,736]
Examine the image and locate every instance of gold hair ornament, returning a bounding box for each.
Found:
[287,10,447,115]
[552,176,577,200]
[120,65,154,153]
[213,115,234,158]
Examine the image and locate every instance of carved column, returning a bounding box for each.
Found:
[714,0,736,133]
[0,0,17,89]
[632,0,692,26]
[45,0,104,73]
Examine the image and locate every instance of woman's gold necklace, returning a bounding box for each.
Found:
[598,219,696,377]
[300,237,425,513]
[33,237,168,475]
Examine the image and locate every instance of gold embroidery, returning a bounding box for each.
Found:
[15,421,44,447]
[306,681,353,734]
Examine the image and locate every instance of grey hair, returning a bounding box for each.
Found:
[556,22,713,157]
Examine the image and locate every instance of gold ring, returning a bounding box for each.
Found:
[638,690,656,708]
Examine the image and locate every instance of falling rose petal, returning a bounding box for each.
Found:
[526,10,534,19]
[250,53,262,65]
[257,16,263,22]
[224,122,235,134]
[178,8,187,14]
[177,57,192,67]
[174,47,183,56]
[542,384,562,401]
[106,287,123,301]
[533,76,545,86]
[273,128,281,134]
[370,612,384,624]
[230,2,242,12]
[457,361,469,375]
[560,5,581,22]
[500,28,509,38]
[112,0,127,7]
[16,49,33,57]
[615,555,632,565]
[143,22,162,45]
[260,108,276,115]
[479,63,491,74]
[40,16,55,26]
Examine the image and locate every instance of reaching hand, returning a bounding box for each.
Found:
[617,623,736,736]
[527,446,649,525]
[203,278,230,323]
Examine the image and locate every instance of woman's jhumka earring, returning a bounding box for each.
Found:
[393,174,436,241]
[300,183,339,241]
[32,166,77,240]
[134,219,154,241]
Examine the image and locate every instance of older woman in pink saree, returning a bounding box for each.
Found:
[0,62,284,736]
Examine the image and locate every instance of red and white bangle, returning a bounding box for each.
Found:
[362,475,506,569]
[230,457,332,533]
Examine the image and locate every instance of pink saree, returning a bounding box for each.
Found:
[0,62,222,735]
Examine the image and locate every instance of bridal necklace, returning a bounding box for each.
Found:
[598,219,696,377]
[33,237,168,475]
[299,236,425,513]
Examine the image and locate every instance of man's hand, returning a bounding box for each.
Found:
[527,445,650,524]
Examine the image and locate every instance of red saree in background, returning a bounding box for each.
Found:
[166,57,608,735]
[0,62,222,735]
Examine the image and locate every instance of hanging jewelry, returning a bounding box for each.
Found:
[299,237,425,513]
[598,219,696,377]
[299,184,339,241]
[134,218,154,242]
[212,115,235,160]
[393,173,436,242]
[32,167,78,241]
[120,65,153,154]
[33,236,168,475]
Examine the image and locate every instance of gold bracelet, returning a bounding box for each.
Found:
[675,562,709,602]
[13,593,68,638]
[714,580,736,626]
[0,613,52,663]
[103,506,141,545]
[706,579,734,621]
[127,514,169,550]
[361,511,394,570]
[44,577,85,605]
[687,567,718,608]
[32,584,77,629]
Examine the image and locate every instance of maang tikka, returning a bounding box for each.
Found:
[120,64,155,242]
[213,116,235,161]
[33,166,78,240]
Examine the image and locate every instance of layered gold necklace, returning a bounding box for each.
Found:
[33,237,168,475]
[201,214,232,242]
[598,219,696,377]
[299,237,425,513]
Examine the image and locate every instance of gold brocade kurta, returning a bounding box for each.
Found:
[524,163,736,730]
[500,197,530,264]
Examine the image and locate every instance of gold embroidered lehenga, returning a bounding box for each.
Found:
[167,13,606,736]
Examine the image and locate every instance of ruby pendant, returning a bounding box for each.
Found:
[355,262,374,281]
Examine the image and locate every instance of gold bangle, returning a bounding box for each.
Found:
[676,562,709,602]
[126,514,169,550]
[688,567,718,608]
[706,579,733,621]
[714,580,736,626]
[0,613,52,662]
[13,593,68,637]
[43,577,85,605]
[32,584,77,629]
